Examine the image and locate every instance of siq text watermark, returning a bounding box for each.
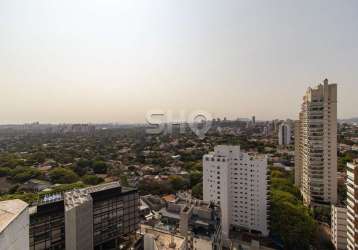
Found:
[145,110,212,139]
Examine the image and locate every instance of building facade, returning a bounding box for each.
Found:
[347,162,358,250]
[29,182,140,250]
[331,204,347,250]
[278,123,291,145]
[0,199,29,250]
[203,145,270,239]
[294,120,302,188]
[295,79,338,206]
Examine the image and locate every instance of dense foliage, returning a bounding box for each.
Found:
[49,167,79,184]
[270,168,316,250]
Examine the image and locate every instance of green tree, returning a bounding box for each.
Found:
[138,179,173,195]
[0,153,25,168]
[74,159,93,176]
[270,169,316,250]
[271,191,316,250]
[11,167,41,182]
[82,175,104,185]
[49,167,79,184]
[189,171,202,187]
[0,167,12,177]
[29,152,47,164]
[92,161,108,174]
[169,175,188,191]
[191,182,203,199]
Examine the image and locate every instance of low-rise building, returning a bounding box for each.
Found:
[20,179,51,192]
[142,226,186,250]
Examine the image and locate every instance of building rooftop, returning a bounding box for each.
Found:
[142,225,186,250]
[64,189,92,211]
[64,182,126,210]
[162,194,177,203]
[0,199,28,233]
[37,182,136,207]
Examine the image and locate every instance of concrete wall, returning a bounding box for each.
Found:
[0,207,29,250]
[143,234,156,250]
[65,198,93,250]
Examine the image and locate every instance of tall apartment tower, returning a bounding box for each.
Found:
[203,145,270,240]
[278,123,291,145]
[295,79,337,206]
[347,162,358,250]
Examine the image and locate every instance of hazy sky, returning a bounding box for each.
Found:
[0,0,357,124]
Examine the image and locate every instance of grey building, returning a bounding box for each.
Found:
[29,182,140,250]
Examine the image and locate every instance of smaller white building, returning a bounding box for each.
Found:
[0,199,29,250]
[278,123,291,145]
[331,205,347,250]
[203,145,269,240]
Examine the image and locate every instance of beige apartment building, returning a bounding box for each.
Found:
[295,79,337,206]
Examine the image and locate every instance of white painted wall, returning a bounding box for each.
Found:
[203,145,269,239]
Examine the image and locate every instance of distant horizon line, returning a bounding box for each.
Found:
[1,117,357,126]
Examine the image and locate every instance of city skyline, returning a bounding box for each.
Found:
[1,1,358,123]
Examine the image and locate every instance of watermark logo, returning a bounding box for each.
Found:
[145,110,212,139]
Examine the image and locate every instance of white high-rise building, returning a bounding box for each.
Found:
[203,145,270,239]
[295,79,338,206]
[278,123,291,145]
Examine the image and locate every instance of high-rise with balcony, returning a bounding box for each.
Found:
[203,145,270,240]
[294,79,337,206]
